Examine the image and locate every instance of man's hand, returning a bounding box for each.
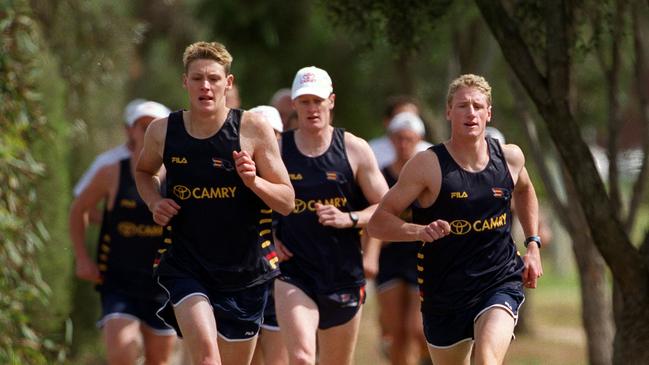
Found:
[150,198,180,226]
[75,255,100,283]
[275,238,293,262]
[315,203,353,228]
[233,150,257,187]
[522,245,543,288]
[418,219,451,242]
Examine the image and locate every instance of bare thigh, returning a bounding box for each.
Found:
[317,307,363,365]
[473,307,515,365]
[103,317,141,365]
[174,295,220,365]
[427,339,473,365]
[274,279,319,365]
[218,335,258,365]
[252,329,288,365]
[140,325,176,365]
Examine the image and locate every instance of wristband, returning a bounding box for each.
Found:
[524,235,542,249]
[349,211,359,228]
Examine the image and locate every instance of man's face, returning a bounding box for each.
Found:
[128,116,156,150]
[389,129,421,162]
[292,93,335,131]
[446,86,491,138]
[183,59,233,113]
[274,95,294,127]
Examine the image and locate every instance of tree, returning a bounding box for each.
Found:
[476,1,649,363]
[0,1,68,362]
[326,0,649,363]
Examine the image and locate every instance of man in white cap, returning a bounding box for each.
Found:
[249,105,283,140]
[73,100,170,196]
[248,104,289,365]
[273,66,389,365]
[366,111,430,365]
[69,99,176,364]
[368,95,432,169]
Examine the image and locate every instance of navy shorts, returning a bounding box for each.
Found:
[157,273,270,341]
[98,289,175,336]
[277,275,365,330]
[261,284,279,331]
[422,284,525,348]
[375,243,420,292]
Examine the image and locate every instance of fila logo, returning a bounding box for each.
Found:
[171,156,188,164]
[450,191,468,199]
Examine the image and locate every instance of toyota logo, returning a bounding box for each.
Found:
[449,220,471,235]
[173,185,191,200]
[293,199,307,214]
[117,222,136,237]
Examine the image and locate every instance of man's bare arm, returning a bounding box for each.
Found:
[135,118,180,226]
[504,144,543,288]
[368,151,450,243]
[238,112,295,216]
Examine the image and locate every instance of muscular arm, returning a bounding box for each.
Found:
[368,151,450,242]
[135,118,180,225]
[68,164,117,282]
[238,111,295,216]
[346,133,389,227]
[314,133,390,229]
[504,143,543,287]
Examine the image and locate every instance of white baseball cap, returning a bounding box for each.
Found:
[486,126,506,144]
[291,66,333,100]
[249,105,283,133]
[387,112,425,136]
[125,100,171,127]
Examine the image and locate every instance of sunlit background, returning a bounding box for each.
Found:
[4,0,649,363]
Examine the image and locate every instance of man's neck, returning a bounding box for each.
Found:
[446,135,489,172]
[184,107,229,138]
[294,125,334,157]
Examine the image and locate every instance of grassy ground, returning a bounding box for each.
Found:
[354,269,586,365]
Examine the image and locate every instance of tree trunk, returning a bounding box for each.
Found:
[565,180,614,365]
[510,75,614,364]
[476,1,649,363]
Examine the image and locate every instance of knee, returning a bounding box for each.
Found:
[197,358,221,365]
[290,349,316,365]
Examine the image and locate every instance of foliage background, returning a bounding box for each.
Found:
[2,0,647,363]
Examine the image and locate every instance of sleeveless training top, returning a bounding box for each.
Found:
[157,109,278,291]
[413,137,524,315]
[278,128,368,293]
[96,158,163,299]
[377,166,420,274]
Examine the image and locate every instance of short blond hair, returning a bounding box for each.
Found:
[446,74,492,107]
[182,41,233,73]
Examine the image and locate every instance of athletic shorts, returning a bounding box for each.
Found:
[375,243,419,292]
[277,275,365,330]
[261,284,279,331]
[98,289,175,336]
[156,270,270,341]
[422,284,525,348]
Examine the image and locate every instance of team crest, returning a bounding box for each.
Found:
[492,187,511,200]
[212,158,234,171]
[325,171,347,183]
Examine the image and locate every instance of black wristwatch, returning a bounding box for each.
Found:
[524,235,542,249]
[349,211,359,228]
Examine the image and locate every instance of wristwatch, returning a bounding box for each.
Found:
[524,235,542,249]
[349,211,359,228]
